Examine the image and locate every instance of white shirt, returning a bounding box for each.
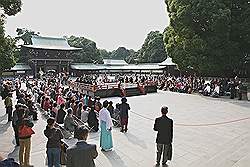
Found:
[214,85,220,94]
[204,85,211,93]
[99,108,113,130]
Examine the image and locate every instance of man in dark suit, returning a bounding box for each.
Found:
[153,106,173,166]
[66,126,98,167]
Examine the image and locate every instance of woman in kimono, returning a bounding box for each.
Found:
[99,100,113,151]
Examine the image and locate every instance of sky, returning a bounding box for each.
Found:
[5,0,169,51]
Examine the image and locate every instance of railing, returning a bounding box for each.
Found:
[68,80,157,94]
[68,81,119,92]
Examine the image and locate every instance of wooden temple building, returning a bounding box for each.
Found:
[20,36,81,77]
[6,36,178,78]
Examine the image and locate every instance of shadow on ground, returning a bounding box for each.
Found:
[103,150,127,167]
[8,147,19,162]
[0,122,11,134]
[124,132,147,149]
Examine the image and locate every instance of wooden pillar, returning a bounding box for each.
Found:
[34,61,37,78]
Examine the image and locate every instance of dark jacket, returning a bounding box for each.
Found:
[57,108,66,124]
[66,141,98,167]
[154,115,173,144]
[119,103,130,118]
[44,127,63,148]
[87,111,99,132]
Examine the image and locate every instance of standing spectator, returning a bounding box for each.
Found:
[51,103,58,119]
[153,106,173,166]
[19,117,35,167]
[4,92,13,121]
[81,105,88,123]
[17,94,26,105]
[12,105,23,146]
[229,79,236,99]
[99,100,113,151]
[87,107,99,132]
[64,108,78,133]
[66,126,98,167]
[88,96,93,108]
[44,118,63,167]
[83,94,88,107]
[76,102,83,119]
[56,94,65,106]
[119,97,130,133]
[237,81,243,100]
[27,100,38,121]
[43,97,51,112]
[107,101,114,117]
[94,96,102,112]
[57,104,66,124]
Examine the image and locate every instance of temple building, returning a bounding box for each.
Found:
[20,36,81,77]
[7,36,178,77]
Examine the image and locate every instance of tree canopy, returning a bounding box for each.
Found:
[110,47,131,60]
[99,49,111,59]
[164,0,250,77]
[137,31,167,63]
[0,0,22,72]
[16,28,39,45]
[67,36,103,64]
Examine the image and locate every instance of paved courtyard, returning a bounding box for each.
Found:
[0,90,250,167]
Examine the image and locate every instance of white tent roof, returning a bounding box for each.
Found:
[158,57,176,66]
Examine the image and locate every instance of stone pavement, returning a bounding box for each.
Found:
[0,90,250,167]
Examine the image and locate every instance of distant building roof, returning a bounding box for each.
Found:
[103,59,128,66]
[158,57,176,66]
[22,36,81,51]
[10,63,31,71]
[71,63,165,71]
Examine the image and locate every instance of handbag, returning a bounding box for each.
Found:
[18,125,35,138]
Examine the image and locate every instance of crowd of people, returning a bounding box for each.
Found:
[157,75,247,99]
[74,73,247,100]
[1,72,247,166]
[0,76,132,167]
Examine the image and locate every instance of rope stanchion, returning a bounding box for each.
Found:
[130,110,250,127]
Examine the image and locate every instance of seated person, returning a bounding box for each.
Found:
[64,108,78,133]
[203,84,211,96]
[211,84,220,98]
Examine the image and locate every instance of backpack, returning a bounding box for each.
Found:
[18,125,35,138]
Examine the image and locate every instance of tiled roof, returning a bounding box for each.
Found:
[103,59,128,66]
[71,63,165,70]
[10,63,31,71]
[22,36,81,51]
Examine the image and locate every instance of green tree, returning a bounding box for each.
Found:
[230,0,250,77]
[16,28,39,45]
[67,36,102,63]
[0,0,22,73]
[137,31,167,63]
[99,49,111,59]
[110,47,131,60]
[164,0,250,77]
[125,49,138,64]
[0,0,22,16]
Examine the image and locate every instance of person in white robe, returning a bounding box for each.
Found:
[99,100,113,151]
